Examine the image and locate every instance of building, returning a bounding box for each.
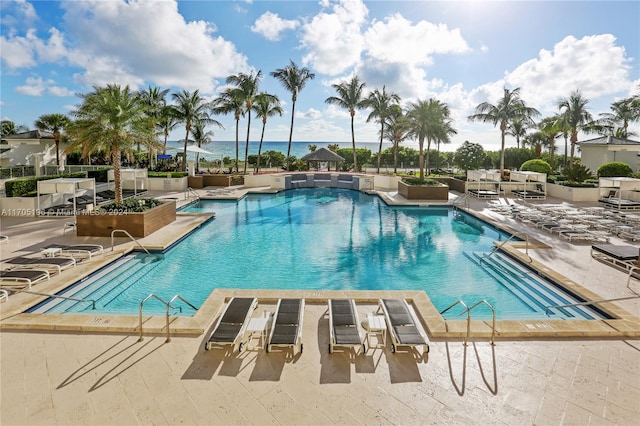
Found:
[0,130,60,169]
[578,135,640,173]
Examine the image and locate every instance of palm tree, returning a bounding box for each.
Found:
[138,86,169,164]
[383,105,409,174]
[212,88,245,173]
[71,84,153,204]
[34,113,70,166]
[523,131,546,158]
[325,75,368,171]
[253,92,283,173]
[597,95,640,138]
[406,98,453,180]
[270,60,315,170]
[507,118,529,149]
[227,71,263,174]
[170,90,213,171]
[468,87,539,173]
[363,86,401,174]
[190,121,221,173]
[157,108,178,155]
[557,90,593,168]
[538,116,561,167]
[435,120,457,172]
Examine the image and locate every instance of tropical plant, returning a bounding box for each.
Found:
[325,75,368,171]
[537,116,562,167]
[157,108,178,155]
[362,86,401,173]
[520,159,551,174]
[507,118,529,149]
[382,105,409,174]
[406,98,453,180]
[270,60,315,170]
[253,92,283,173]
[597,161,633,177]
[227,71,263,174]
[468,87,539,173]
[212,87,245,173]
[191,120,222,173]
[597,94,640,138]
[564,163,593,184]
[454,141,485,172]
[34,113,70,166]
[522,131,546,158]
[170,90,214,171]
[70,84,154,204]
[1,120,27,136]
[557,90,594,168]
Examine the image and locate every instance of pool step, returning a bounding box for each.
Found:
[466,252,595,319]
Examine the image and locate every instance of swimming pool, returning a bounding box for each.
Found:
[30,189,607,320]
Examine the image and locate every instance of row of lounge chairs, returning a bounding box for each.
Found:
[0,244,103,291]
[205,297,429,356]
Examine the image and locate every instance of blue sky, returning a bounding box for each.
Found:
[1,0,639,152]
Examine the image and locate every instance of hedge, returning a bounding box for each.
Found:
[520,159,552,175]
[148,171,189,178]
[4,172,87,197]
[597,162,633,177]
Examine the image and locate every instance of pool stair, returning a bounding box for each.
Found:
[465,251,600,319]
[29,253,164,314]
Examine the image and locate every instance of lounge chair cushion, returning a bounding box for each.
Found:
[220,298,254,324]
[334,326,361,344]
[393,326,426,345]
[270,324,298,344]
[332,313,355,326]
[209,323,243,342]
[592,244,639,261]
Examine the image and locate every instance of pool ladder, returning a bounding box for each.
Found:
[440,299,496,346]
[138,293,198,343]
[111,229,150,254]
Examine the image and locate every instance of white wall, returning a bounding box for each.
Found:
[581,145,639,173]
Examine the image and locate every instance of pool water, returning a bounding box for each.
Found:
[31,189,606,320]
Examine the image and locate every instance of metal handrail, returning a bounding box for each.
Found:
[14,289,96,310]
[545,295,640,316]
[485,232,529,259]
[452,194,469,210]
[440,300,470,346]
[185,187,200,200]
[111,229,150,254]
[138,293,170,342]
[168,294,198,314]
[466,300,496,345]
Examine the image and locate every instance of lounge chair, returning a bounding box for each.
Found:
[0,269,50,289]
[4,256,76,275]
[53,244,104,259]
[618,228,640,242]
[267,298,304,354]
[0,288,8,302]
[591,244,639,272]
[378,299,429,355]
[559,230,610,243]
[205,297,258,352]
[328,299,365,354]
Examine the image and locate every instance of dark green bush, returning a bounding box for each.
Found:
[97,198,162,213]
[520,159,551,175]
[402,177,443,186]
[564,164,594,184]
[4,172,87,197]
[148,171,188,178]
[597,162,633,177]
[86,168,111,182]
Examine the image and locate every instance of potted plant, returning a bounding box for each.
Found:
[398,177,449,200]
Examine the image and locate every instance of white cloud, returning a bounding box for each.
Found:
[297,108,322,119]
[57,0,249,93]
[0,28,67,69]
[251,12,299,41]
[14,76,74,97]
[300,0,368,75]
[0,0,37,28]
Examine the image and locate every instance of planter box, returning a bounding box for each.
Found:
[187,176,203,188]
[76,200,176,237]
[546,183,600,202]
[202,174,232,187]
[147,177,188,191]
[398,181,449,200]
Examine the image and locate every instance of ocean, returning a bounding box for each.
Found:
[165,140,398,162]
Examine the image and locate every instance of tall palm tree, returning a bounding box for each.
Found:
[523,131,547,158]
[138,86,169,164]
[325,75,368,171]
[253,92,283,173]
[270,60,315,170]
[71,84,153,204]
[227,71,263,174]
[157,108,178,155]
[406,98,453,180]
[538,116,561,167]
[212,88,245,173]
[170,90,213,171]
[597,95,640,138]
[507,118,529,149]
[435,120,457,172]
[190,121,221,173]
[469,87,539,173]
[34,113,70,166]
[557,90,593,168]
[363,86,401,174]
[383,105,409,174]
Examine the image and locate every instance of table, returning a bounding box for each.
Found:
[245,314,272,350]
[41,247,61,257]
[366,314,387,348]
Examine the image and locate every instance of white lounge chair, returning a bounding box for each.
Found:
[591,244,639,272]
[328,299,364,355]
[559,230,610,243]
[205,297,258,352]
[0,269,50,289]
[267,298,304,354]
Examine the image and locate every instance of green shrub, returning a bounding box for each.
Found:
[402,177,443,186]
[86,167,111,182]
[564,164,593,184]
[148,171,188,178]
[597,162,633,177]
[520,159,551,175]
[97,198,162,213]
[4,172,87,197]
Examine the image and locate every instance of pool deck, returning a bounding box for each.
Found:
[1,187,639,425]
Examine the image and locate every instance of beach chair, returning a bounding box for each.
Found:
[378,299,429,355]
[54,244,104,259]
[591,244,639,272]
[0,269,50,289]
[205,297,258,352]
[266,298,304,354]
[328,299,365,354]
[559,230,610,243]
[5,256,77,273]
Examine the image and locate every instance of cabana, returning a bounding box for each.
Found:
[107,168,148,196]
[599,177,640,210]
[300,148,345,171]
[37,178,96,215]
[510,171,546,199]
[466,170,501,199]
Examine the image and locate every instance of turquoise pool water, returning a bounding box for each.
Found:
[31,189,605,320]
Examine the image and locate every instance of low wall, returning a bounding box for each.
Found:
[147,177,188,191]
[0,196,38,217]
[202,174,232,187]
[76,200,176,237]
[243,174,273,188]
[398,181,449,200]
[546,183,600,202]
[373,175,400,190]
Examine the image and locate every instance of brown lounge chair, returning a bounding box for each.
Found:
[0,269,50,289]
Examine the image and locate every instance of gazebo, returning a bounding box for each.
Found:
[300,148,345,171]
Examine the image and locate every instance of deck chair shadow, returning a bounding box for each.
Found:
[205,297,258,352]
[328,299,365,355]
[379,299,430,356]
[266,298,304,354]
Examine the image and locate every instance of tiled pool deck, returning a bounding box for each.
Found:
[1,188,639,425]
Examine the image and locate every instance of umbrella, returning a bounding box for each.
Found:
[186,145,215,155]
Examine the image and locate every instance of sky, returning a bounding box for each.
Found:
[1,0,639,153]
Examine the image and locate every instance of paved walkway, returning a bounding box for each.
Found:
[1,190,639,425]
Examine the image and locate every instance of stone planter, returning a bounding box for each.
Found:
[202,174,232,187]
[546,183,600,202]
[187,176,203,188]
[398,181,449,200]
[147,177,188,191]
[76,200,176,237]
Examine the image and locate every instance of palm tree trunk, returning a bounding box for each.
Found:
[563,134,568,168]
[243,114,251,175]
[112,148,123,204]
[257,121,266,173]
[376,123,384,174]
[163,131,168,154]
[55,139,60,167]
[499,127,506,174]
[425,139,432,176]
[234,119,239,173]
[286,99,296,170]
[393,143,398,174]
[418,138,424,181]
[182,128,189,171]
[436,142,441,172]
[569,132,577,168]
[350,115,358,171]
